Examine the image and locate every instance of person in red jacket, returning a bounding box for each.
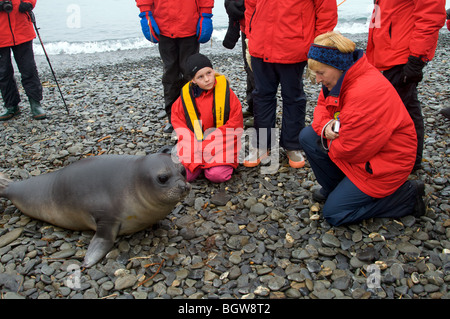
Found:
[0,0,46,120]
[243,0,337,169]
[171,53,244,183]
[366,0,446,171]
[299,32,425,226]
[135,0,214,133]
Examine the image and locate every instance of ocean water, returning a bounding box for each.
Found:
[30,0,379,56]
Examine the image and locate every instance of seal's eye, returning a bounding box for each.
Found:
[158,174,169,184]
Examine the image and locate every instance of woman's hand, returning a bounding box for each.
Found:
[325,120,339,140]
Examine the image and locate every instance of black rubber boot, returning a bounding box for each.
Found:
[29,97,46,120]
[0,105,20,121]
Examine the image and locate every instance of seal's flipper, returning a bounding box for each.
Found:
[82,218,121,268]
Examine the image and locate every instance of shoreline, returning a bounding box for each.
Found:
[33,32,372,73]
[0,31,448,300]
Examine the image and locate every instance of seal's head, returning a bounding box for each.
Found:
[138,153,191,206]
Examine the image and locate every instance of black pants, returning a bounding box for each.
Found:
[383,65,423,169]
[158,35,199,122]
[241,32,254,112]
[251,57,307,151]
[0,40,42,108]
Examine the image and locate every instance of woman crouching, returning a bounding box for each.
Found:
[299,32,425,226]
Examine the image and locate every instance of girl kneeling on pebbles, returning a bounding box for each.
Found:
[171,53,243,183]
[300,32,426,226]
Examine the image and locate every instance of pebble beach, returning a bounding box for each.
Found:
[0,32,449,301]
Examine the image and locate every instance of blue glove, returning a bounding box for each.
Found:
[139,11,160,43]
[196,13,213,43]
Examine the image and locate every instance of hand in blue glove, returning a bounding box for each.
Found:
[139,11,160,43]
[196,13,213,44]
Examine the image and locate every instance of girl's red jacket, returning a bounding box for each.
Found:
[171,77,244,173]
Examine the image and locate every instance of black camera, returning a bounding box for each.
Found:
[0,1,13,13]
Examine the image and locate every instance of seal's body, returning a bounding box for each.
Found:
[0,153,190,267]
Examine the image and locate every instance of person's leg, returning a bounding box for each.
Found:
[241,33,254,115]
[204,165,234,183]
[251,57,279,151]
[440,107,450,120]
[12,41,45,119]
[383,66,423,170]
[278,61,307,151]
[158,35,180,122]
[178,35,199,86]
[158,36,199,123]
[323,177,419,226]
[398,83,423,170]
[12,41,42,102]
[299,126,345,195]
[0,46,21,119]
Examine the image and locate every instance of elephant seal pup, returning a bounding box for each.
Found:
[0,153,190,267]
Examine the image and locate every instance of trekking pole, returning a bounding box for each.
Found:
[28,11,69,115]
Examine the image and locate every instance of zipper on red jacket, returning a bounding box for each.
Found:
[7,13,16,46]
[249,8,256,33]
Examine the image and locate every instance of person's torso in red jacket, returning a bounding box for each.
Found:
[245,0,337,64]
[366,0,446,71]
[0,0,36,48]
[136,0,213,39]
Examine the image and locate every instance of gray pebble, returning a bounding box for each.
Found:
[250,203,266,215]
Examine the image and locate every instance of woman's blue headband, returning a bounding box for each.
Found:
[307,44,354,71]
